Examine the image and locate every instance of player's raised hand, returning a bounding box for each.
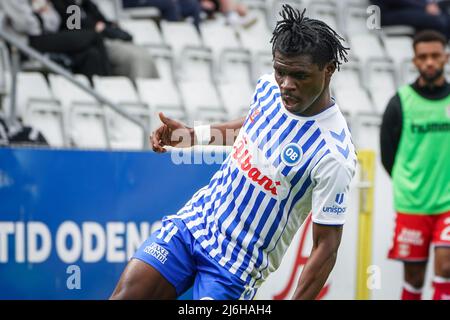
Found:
[150,112,194,153]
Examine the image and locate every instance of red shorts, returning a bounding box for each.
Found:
[388,211,450,261]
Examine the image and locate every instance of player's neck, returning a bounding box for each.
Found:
[418,75,446,88]
[295,88,332,117]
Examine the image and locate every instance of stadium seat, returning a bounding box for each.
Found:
[68,105,109,149]
[160,21,214,82]
[48,74,101,140]
[383,35,414,78]
[348,33,388,65]
[178,81,227,123]
[332,60,363,91]
[200,22,253,85]
[93,76,149,147]
[119,19,164,47]
[237,8,272,54]
[268,0,305,30]
[217,82,254,118]
[0,41,10,99]
[135,78,186,128]
[400,60,418,86]
[92,76,144,107]
[147,49,177,85]
[351,113,381,150]
[236,7,274,82]
[48,74,97,111]
[334,86,376,116]
[342,1,371,36]
[308,1,340,33]
[366,60,397,114]
[14,72,60,120]
[49,74,111,149]
[22,104,65,147]
[117,20,177,85]
[105,105,149,150]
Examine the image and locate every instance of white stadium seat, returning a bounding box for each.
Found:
[119,19,164,47]
[268,0,305,29]
[342,2,370,36]
[200,22,253,84]
[334,87,376,116]
[68,105,109,149]
[160,21,214,82]
[178,81,227,123]
[348,33,388,65]
[400,60,419,86]
[366,60,397,114]
[200,22,243,58]
[218,82,254,118]
[147,51,177,85]
[105,106,149,150]
[383,36,414,79]
[308,1,340,33]
[93,76,143,107]
[48,74,97,111]
[22,104,65,147]
[332,61,363,91]
[136,78,186,128]
[14,72,60,119]
[0,41,10,98]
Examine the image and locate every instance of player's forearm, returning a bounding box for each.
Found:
[195,117,245,146]
[291,245,338,300]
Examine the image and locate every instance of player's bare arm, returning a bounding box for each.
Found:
[151,112,245,153]
[292,223,343,300]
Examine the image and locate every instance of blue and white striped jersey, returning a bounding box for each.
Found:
[167,73,357,288]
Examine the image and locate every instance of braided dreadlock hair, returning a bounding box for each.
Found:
[271,5,349,70]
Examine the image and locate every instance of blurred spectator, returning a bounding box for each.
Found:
[53,0,159,80]
[371,0,450,38]
[1,0,111,77]
[122,0,202,29]
[200,0,257,28]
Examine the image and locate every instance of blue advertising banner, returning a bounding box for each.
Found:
[0,147,223,299]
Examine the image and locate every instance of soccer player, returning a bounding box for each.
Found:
[111,5,356,300]
[380,30,450,300]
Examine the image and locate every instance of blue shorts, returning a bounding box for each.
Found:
[133,218,257,300]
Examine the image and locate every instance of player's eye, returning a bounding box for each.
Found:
[275,69,286,77]
[294,73,307,80]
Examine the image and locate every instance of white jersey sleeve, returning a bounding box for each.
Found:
[310,154,355,225]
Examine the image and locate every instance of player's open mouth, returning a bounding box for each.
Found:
[282,96,298,109]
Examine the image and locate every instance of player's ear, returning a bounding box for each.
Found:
[325,62,336,77]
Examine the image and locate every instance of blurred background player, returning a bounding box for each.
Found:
[110,5,356,300]
[380,30,450,300]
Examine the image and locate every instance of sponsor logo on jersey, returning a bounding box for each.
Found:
[144,242,169,264]
[397,228,424,246]
[411,122,450,134]
[232,136,280,196]
[281,143,303,166]
[322,206,346,214]
[335,193,344,205]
